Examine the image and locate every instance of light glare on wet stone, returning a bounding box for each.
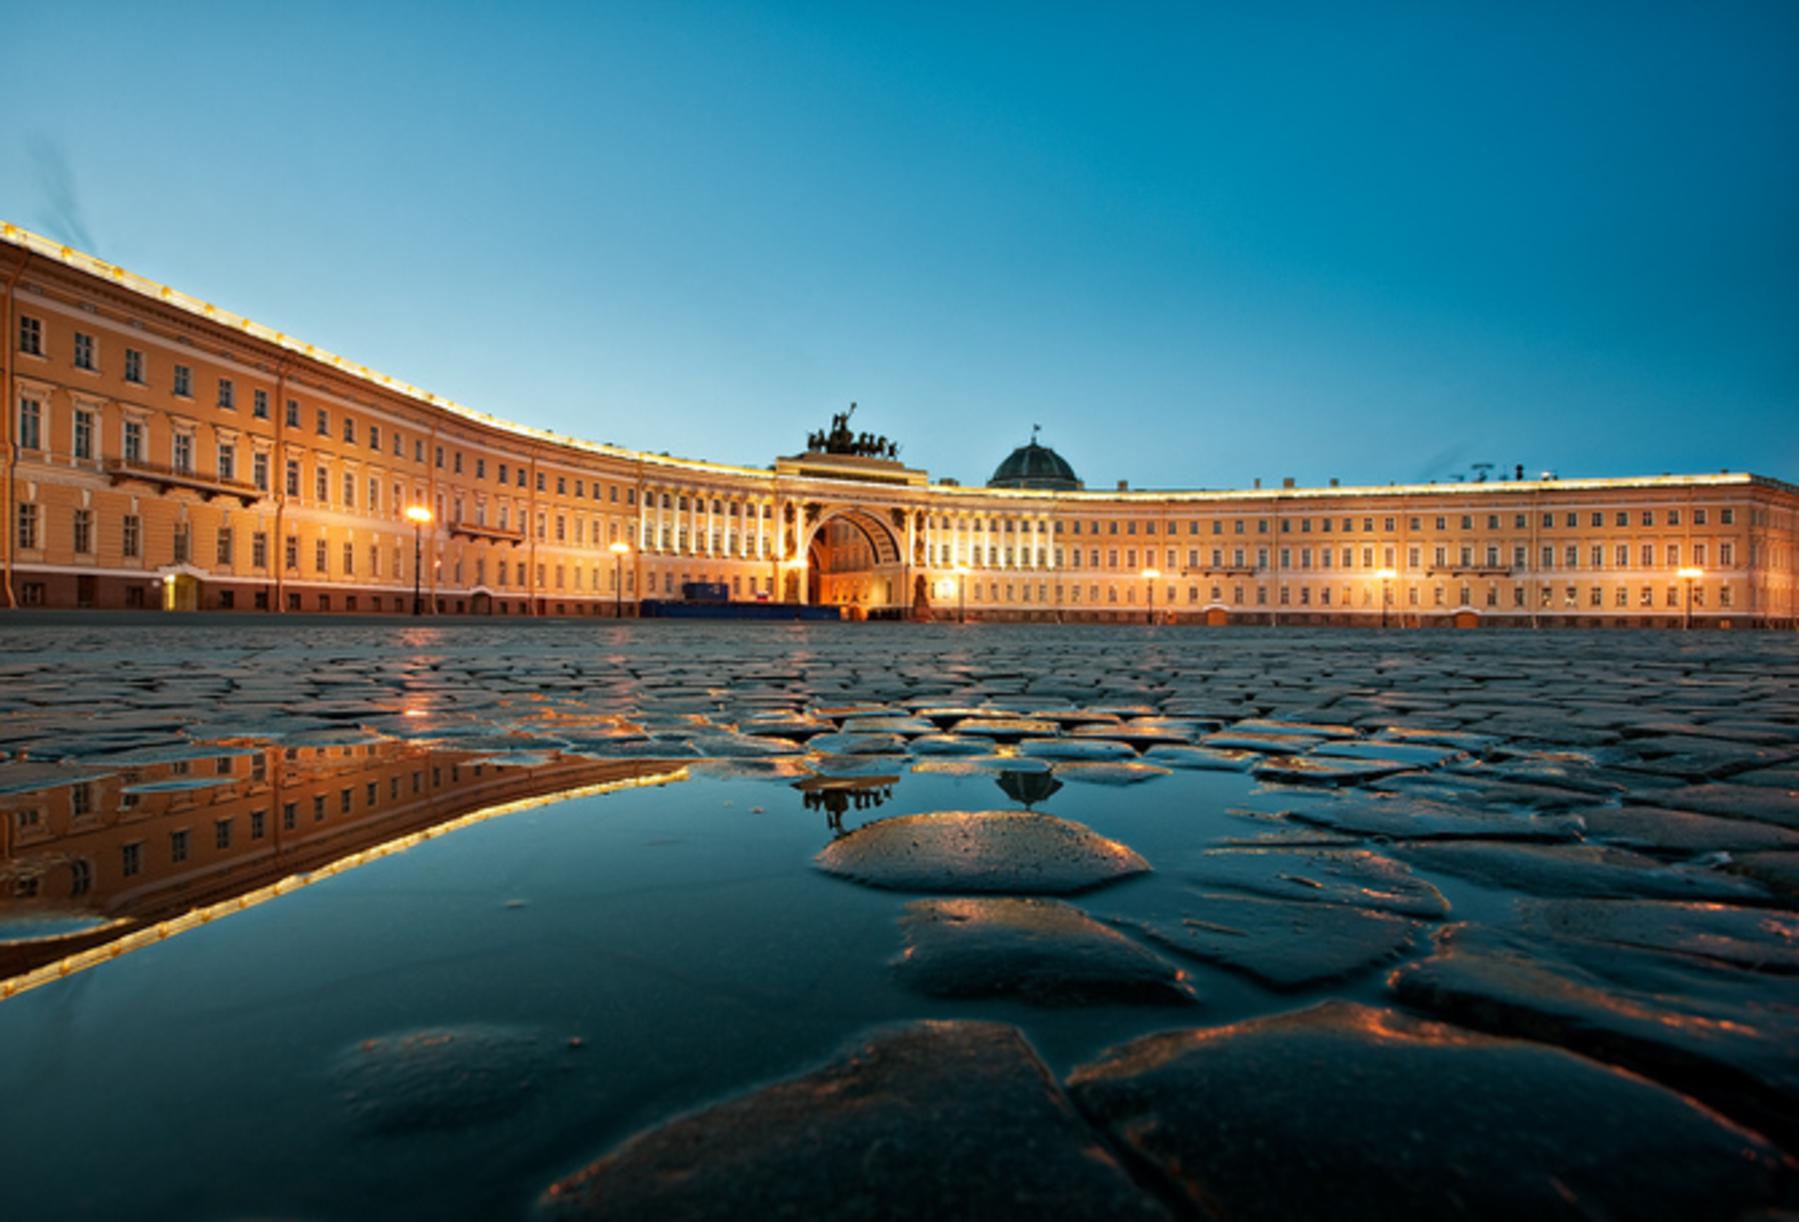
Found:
[815,810,1150,894]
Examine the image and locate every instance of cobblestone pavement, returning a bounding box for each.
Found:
[1,617,1796,1218]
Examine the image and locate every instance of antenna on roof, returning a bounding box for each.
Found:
[1031,423,1041,444]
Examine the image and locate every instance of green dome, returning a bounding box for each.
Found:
[988,440,1082,491]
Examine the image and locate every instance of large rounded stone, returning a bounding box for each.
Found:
[539,1021,1168,1220]
[815,811,1149,894]
[1067,1002,1792,1221]
[895,897,1198,1005]
[330,1023,563,1135]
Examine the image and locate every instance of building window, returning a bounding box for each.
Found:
[342,472,355,507]
[342,542,354,574]
[316,408,329,436]
[17,502,40,551]
[122,514,141,558]
[251,531,268,569]
[315,466,329,503]
[170,829,189,863]
[122,842,142,877]
[73,409,93,460]
[343,416,355,443]
[284,535,298,570]
[123,347,145,384]
[172,523,191,564]
[173,364,192,397]
[286,399,300,427]
[215,818,233,849]
[73,331,95,370]
[17,397,41,450]
[217,526,234,566]
[253,451,269,491]
[253,388,269,418]
[218,444,236,482]
[315,538,328,573]
[18,314,42,355]
[218,378,235,409]
[1721,508,1735,525]
[73,508,93,554]
[122,419,143,462]
[285,459,300,496]
[173,432,194,474]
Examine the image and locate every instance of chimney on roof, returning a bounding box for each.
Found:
[1515,464,1524,481]
[1328,477,1339,488]
[1253,477,1261,489]
[1282,477,1295,489]
[1117,479,1128,491]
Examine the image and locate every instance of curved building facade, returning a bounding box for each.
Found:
[2,224,1795,626]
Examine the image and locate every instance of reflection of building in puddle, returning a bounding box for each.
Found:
[996,769,1063,810]
[0,742,685,987]
[792,775,899,835]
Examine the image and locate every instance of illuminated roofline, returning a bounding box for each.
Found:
[0,222,766,481]
[4,222,1792,501]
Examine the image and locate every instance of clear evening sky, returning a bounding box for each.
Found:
[3,3,1794,489]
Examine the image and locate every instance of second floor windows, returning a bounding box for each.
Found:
[172,432,194,474]
[124,348,145,384]
[218,378,235,409]
[173,364,192,397]
[123,420,143,462]
[73,409,93,460]
[17,398,41,450]
[73,332,95,371]
[17,315,42,355]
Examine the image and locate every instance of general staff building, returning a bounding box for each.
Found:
[2,224,1794,627]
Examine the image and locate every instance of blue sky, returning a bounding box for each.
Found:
[4,2,1795,487]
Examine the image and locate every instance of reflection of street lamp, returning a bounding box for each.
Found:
[954,564,971,624]
[609,541,631,618]
[1375,567,1397,629]
[405,505,433,616]
[1677,566,1703,631]
[1141,568,1161,625]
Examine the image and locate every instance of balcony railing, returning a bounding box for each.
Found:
[105,457,263,507]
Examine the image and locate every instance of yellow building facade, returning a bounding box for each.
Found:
[3,224,1795,627]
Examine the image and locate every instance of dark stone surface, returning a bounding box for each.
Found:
[816,810,1151,894]
[1512,897,1799,973]
[329,1024,564,1135]
[1122,893,1419,988]
[1067,1001,1794,1221]
[894,897,1198,1005]
[540,1021,1170,1220]
[1392,923,1799,1148]
[1393,841,1770,902]
[1187,846,1450,918]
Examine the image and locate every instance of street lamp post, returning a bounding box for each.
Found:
[1375,567,1397,629]
[954,564,970,624]
[1677,567,1703,631]
[405,505,433,616]
[1141,568,1161,625]
[609,541,631,618]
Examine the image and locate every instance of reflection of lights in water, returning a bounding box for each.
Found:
[402,708,426,718]
[0,767,688,1004]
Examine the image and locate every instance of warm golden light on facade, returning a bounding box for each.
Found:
[1,220,1793,627]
